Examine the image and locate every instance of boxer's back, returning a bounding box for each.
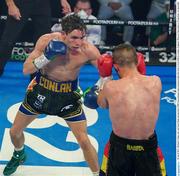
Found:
[106,75,162,139]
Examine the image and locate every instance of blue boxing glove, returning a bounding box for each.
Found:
[44,39,67,59]
[33,40,67,69]
[84,85,99,109]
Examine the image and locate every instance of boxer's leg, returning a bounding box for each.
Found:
[3,111,37,176]
[65,111,99,176]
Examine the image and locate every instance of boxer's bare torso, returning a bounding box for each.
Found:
[99,72,162,140]
[24,32,100,81]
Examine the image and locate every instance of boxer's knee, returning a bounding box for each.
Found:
[9,127,23,140]
[76,133,91,150]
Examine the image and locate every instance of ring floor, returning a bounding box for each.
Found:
[0,61,176,176]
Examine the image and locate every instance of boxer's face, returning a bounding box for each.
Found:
[65,29,86,51]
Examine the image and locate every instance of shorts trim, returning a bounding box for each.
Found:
[110,131,158,151]
[157,147,167,176]
[19,103,39,116]
[64,109,86,122]
[100,142,110,175]
[19,102,86,122]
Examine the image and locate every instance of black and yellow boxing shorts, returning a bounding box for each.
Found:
[19,72,86,122]
[100,131,167,176]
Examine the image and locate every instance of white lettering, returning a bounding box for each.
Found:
[161,96,176,105]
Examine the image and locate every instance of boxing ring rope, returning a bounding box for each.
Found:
[0,14,176,66]
[0,15,172,27]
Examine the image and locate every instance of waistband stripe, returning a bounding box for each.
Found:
[110,131,158,151]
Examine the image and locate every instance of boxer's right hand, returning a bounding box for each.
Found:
[33,40,67,69]
[83,85,99,109]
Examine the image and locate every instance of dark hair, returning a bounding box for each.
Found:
[113,44,138,67]
[61,13,86,34]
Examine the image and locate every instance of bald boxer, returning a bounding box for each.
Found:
[98,43,166,176]
[99,50,147,175]
[83,51,145,109]
[3,14,106,176]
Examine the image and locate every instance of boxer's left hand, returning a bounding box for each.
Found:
[96,53,113,90]
[98,53,113,77]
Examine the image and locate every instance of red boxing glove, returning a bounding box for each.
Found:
[137,52,146,75]
[98,53,113,77]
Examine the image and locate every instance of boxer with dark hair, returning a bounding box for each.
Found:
[3,14,104,176]
[83,50,146,109]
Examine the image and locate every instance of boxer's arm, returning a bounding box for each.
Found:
[85,43,101,67]
[23,35,48,75]
[97,83,109,109]
[23,35,67,75]
[23,49,43,75]
[33,39,67,70]
[84,53,112,109]
[84,44,113,86]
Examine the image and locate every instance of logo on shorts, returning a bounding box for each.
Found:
[61,104,73,112]
[33,94,46,109]
[126,144,144,151]
[37,94,46,103]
